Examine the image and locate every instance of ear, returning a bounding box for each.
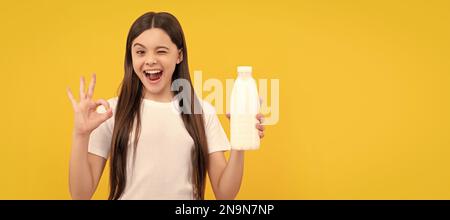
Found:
[177,49,183,64]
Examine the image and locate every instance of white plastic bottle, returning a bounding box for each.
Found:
[230,66,260,150]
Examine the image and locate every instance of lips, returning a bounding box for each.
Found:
[144,69,163,82]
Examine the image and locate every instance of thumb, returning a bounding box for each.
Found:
[93,108,113,125]
[101,108,113,121]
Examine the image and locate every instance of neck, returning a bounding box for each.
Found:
[143,86,174,102]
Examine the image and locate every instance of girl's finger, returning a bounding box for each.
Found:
[255,123,265,131]
[95,99,111,111]
[256,113,264,123]
[226,113,230,119]
[90,99,111,117]
[87,73,96,99]
[66,87,77,109]
[259,131,264,139]
[92,99,113,124]
[93,107,113,125]
[80,76,86,100]
[101,108,113,120]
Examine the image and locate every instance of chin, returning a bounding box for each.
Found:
[143,82,168,96]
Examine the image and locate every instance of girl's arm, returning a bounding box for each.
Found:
[69,133,106,199]
[67,74,113,199]
[208,114,265,200]
[208,150,245,200]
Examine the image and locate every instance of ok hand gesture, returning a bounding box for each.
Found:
[66,74,113,136]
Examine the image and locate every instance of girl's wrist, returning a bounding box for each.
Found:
[72,130,91,139]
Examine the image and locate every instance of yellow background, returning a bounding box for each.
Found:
[0,0,449,199]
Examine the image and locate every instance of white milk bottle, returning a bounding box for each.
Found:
[230,66,260,150]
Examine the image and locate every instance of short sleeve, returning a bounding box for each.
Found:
[202,101,231,154]
[88,98,117,159]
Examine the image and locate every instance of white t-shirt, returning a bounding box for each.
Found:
[88,97,231,200]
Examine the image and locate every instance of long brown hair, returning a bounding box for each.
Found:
[109,12,209,200]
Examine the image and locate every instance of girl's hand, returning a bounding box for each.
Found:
[226,113,265,139]
[66,74,113,136]
[255,113,265,139]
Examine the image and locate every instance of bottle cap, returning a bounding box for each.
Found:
[237,66,252,74]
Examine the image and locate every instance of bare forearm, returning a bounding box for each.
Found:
[69,132,94,199]
[216,150,244,200]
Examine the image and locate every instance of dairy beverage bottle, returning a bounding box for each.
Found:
[230,66,260,150]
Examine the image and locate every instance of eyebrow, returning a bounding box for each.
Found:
[133,43,146,48]
[132,43,169,50]
[155,46,170,50]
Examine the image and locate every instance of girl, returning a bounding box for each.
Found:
[67,12,265,200]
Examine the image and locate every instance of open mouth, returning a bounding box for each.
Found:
[144,69,163,82]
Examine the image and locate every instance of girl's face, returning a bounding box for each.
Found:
[131,28,183,101]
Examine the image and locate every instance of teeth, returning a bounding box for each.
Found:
[144,70,162,74]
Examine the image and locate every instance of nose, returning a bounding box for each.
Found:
[145,57,157,65]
